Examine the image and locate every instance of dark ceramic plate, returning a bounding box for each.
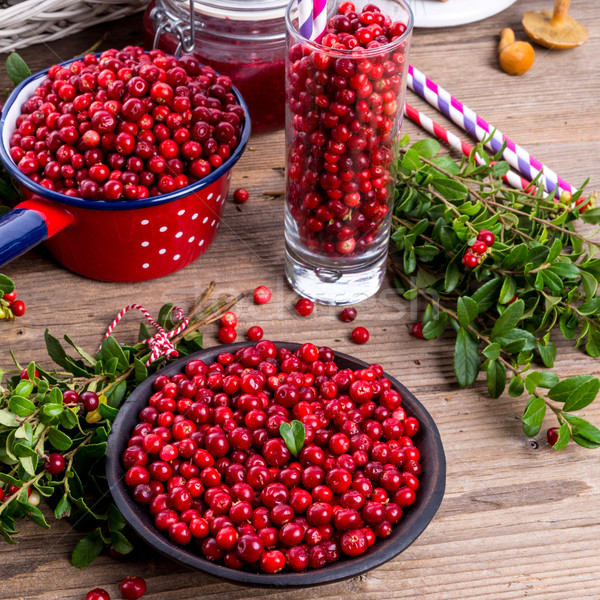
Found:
[106,342,446,587]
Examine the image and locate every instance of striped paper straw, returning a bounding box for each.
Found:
[407,64,574,199]
[404,102,544,197]
[297,0,328,42]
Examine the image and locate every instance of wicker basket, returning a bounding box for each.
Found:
[0,0,148,54]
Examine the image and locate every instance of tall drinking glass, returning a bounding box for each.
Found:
[284,0,413,305]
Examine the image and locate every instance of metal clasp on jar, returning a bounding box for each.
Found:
[150,0,196,55]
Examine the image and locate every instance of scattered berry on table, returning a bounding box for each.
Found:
[546,427,560,447]
[85,589,110,600]
[220,311,238,328]
[120,576,147,600]
[10,299,26,317]
[295,298,314,317]
[253,285,272,304]
[247,326,264,341]
[218,325,237,344]
[411,322,424,339]
[339,307,357,322]
[233,188,250,204]
[351,326,369,344]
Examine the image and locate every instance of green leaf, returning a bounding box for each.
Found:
[99,403,119,422]
[44,329,69,369]
[415,267,439,289]
[8,395,36,417]
[401,148,422,171]
[482,342,501,360]
[411,138,440,158]
[498,277,517,305]
[431,175,469,200]
[47,427,73,451]
[522,396,546,437]
[508,376,525,397]
[549,262,579,279]
[157,303,176,330]
[586,328,600,358]
[486,359,506,399]
[563,413,600,444]
[403,247,417,274]
[134,359,148,385]
[472,278,502,312]
[43,404,64,417]
[536,341,556,368]
[279,420,305,457]
[444,257,460,293]
[63,335,97,366]
[0,274,15,295]
[578,297,600,316]
[552,423,571,450]
[105,379,127,408]
[20,455,37,476]
[110,530,134,555]
[17,500,50,529]
[108,504,127,532]
[101,336,129,370]
[59,407,79,429]
[14,380,34,397]
[6,52,31,86]
[0,409,19,427]
[54,495,72,519]
[502,244,528,269]
[548,375,597,403]
[547,238,563,263]
[422,311,448,340]
[71,531,104,568]
[581,271,598,300]
[453,328,480,387]
[457,296,478,327]
[563,378,600,412]
[490,299,524,337]
[572,433,600,449]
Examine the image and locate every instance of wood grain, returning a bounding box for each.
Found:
[1,2,600,599]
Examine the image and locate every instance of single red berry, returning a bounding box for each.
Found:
[44,453,66,475]
[247,326,264,341]
[351,326,369,344]
[339,307,357,322]
[340,529,368,556]
[85,589,110,600]
[2,289,17,303]
[253,285,272,304]
[260,549,286,573]
[476,230,495,247]
[472,240,488,255]
[233,188,249,204]
[80,390,99,412]
[219,311,238,328]
[411,322,424,339]
[295,298,315,317]
[462,251,480,269]
[546,427,560,447]
[119,576,147,600]
[20,368,39,379]
[11,300,26,317]
[218,326,237,344]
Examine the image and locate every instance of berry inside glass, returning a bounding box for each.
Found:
[284,1,413,305]
[122,340,423,574]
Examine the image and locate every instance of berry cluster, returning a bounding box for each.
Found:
[286,2,410,258]
[462,229,495,269]
[10,46,245,201]
[122,341,422,573]
[1,289,26,320]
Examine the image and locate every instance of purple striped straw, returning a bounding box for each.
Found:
[408,64,576,199]
[297,0,328,42]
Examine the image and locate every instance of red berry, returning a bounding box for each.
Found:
[295,298,315,317]
[476,230,495,247]
[260,549,286,573]
[19,368,39,379]
[546,426,560,447]
[351,326,369,344]
[339,307,357,322]
[233,188,250,204]
[44,453,66,475]
[119,576,147,600]
[85,590,110,600]
[11,300,26,317]
[2,289,17,303]
[411,322,424,339]
[218,326,237,344]
[340,529,368,556]
[247,326,264,341]
[253,285,272,304]
[462,251,480,269]
[80,390,99,412]
[472,241,488,255]
[220,311,238,328]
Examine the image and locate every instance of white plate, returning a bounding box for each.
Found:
[406,0,518,28]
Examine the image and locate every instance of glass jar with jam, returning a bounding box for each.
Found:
[143,0,287,133]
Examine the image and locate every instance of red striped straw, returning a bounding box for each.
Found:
[298,0,328,42]
[408,65,575,200]
[404,102,544,197]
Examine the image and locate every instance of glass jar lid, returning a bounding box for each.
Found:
[164,0,288,21]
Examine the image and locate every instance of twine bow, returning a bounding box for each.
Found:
[101,303,190,367]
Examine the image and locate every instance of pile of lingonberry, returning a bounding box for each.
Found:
[286,1,410,257]
[122,341,422,573]
[10,46,245,201]
[1,288,26,320]
[462,229,495,269]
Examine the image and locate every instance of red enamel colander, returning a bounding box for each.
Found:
[0,58,250,282]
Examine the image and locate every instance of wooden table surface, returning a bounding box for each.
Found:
[1,2,599,599]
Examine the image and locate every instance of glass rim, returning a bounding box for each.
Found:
[285,0,414,57]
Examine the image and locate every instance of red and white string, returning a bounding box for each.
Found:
[101,303,189,367]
